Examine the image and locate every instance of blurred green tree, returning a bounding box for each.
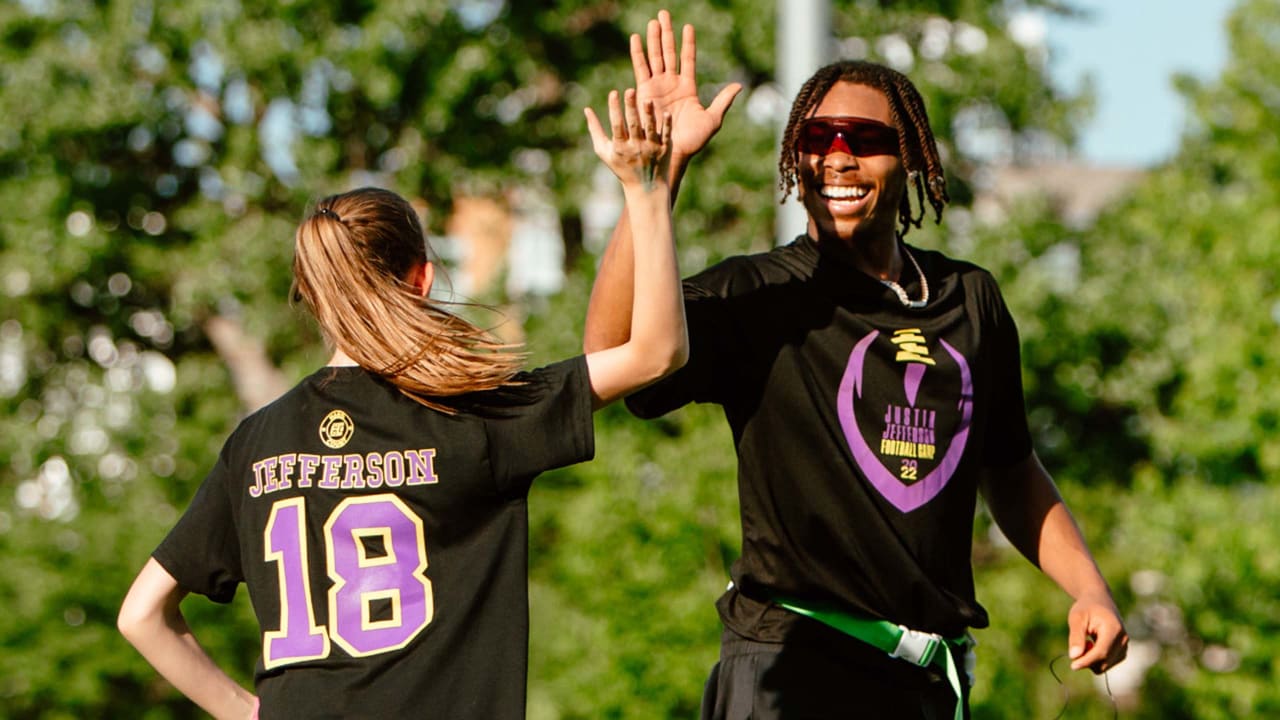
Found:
[944,1,1280,716]
[1081,0,1280,485]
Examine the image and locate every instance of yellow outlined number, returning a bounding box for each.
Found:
[263,494,433,668]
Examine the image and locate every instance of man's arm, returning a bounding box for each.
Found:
[980,452,1128,673]
[583,9,740,354]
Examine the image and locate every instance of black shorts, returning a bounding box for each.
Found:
[699,621,972,720]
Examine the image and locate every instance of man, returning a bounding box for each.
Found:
[584,10,1127,720]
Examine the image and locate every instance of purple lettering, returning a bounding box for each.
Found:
[250,460,266,498]
[277,453,297,492]
[405,449,438,486]
[319,456,342,489]
[384,451,404,487]
[297,454,320,488]
[262,456,280,494]
[366,452,384,489]
[341,454,365,489]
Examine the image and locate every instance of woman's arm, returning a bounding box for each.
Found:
[581,88,687,409]
[118,558,258,719]
[980,452,1129,673]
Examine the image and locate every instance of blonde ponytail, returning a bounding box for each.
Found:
[292,188,525,413]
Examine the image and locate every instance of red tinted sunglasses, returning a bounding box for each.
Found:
[796,116,899,157]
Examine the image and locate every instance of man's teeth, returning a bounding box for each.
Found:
[820,186,868,199]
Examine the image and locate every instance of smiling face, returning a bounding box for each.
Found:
[797,82,906,249]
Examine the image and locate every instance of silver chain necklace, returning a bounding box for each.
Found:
[879,245,929,309]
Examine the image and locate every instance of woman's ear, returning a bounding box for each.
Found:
[408,261,435,297]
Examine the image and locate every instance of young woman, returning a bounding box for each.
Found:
[118,88,683,719]
[585,11,1127,720]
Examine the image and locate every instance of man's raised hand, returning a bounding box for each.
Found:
[630,9,741,163]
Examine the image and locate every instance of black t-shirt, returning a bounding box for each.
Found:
[153,357,594,719]
[627,236,1031,640]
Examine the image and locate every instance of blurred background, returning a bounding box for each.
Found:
[2,1,1278,718]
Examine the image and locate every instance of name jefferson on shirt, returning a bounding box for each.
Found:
[248,448,439,498]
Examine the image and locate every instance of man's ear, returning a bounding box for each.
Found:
[408,261,435,297]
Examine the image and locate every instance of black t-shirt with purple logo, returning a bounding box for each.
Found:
[627,236,1031,640]
[153,357,594,719]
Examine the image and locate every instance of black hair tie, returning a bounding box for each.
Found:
[316,207,342,222]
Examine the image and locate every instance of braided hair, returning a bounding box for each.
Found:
[779,60,948,238]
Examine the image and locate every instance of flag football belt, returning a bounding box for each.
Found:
[773,597,968,720]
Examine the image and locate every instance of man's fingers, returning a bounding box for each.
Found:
[1066,609,1091,661]
[1070,621,1122,672]
[707,83,743,122]
[1085,626,1126,673]
[1069,628,1103,671]
[1070,644,1104,671]
[1075,641,1115,673]
[1066,600,1128,673]
[630,34,650,82]
[659,10,678,74]
[679,23,696,79]
[646,18,664,75]
[1105,632,1130,670]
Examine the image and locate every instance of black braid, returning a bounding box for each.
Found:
[779,60,948,239]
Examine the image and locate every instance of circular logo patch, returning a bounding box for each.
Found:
[319,409,354,449]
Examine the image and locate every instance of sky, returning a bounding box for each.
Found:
[1043,0,1237,167]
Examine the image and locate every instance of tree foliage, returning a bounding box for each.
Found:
[942,1,1280,716]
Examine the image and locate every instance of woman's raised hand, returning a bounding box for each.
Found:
[584,88,673,192]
